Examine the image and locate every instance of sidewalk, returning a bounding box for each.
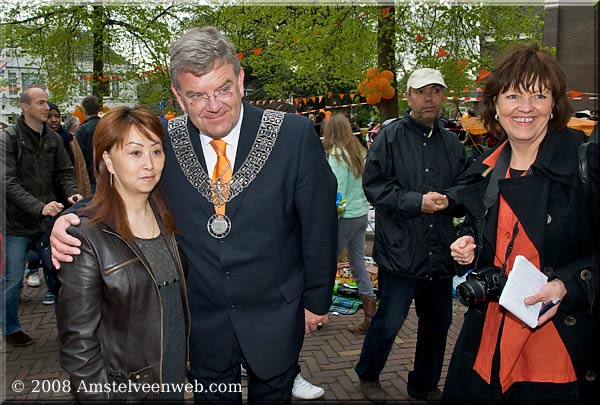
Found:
[2,275,467,402]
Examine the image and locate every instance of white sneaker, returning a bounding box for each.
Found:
[27,271,41,288]
[292,373,324,400]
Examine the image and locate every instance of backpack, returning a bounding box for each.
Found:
[4,125,22,164]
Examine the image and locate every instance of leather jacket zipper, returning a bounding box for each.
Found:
[103,229,165,388]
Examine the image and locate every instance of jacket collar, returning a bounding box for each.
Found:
[476,128,579,187]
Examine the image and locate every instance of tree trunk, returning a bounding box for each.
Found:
[91,6,108,103]
[377,5,398,121]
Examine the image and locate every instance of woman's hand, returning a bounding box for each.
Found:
[450,235,477,266]
[524,279,567,326]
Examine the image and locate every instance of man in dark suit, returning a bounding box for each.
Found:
[50,26,338,402]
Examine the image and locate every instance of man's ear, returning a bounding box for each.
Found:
[172,84,187,114]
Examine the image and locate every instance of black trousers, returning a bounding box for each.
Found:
[189,332,299,404]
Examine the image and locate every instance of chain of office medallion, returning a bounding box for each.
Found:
[168,109,285,204]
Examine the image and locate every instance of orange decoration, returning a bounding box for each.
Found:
[457,59,468,66]
[474,69,490,83]
[365,68,378,79]
[437,47,449,57]
[237,53,244,61]
[380,70,394,81]
[568,90,584,98]
[382,7,391,19]
[338,94,345,100]
[415,33,425,41]
[252,48,263,56]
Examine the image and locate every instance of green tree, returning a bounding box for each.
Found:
[0,2,182,106]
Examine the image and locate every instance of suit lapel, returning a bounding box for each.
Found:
[227,103,264,218]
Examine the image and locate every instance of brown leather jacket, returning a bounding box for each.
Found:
[57,215,190,401]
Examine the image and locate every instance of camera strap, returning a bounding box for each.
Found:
[474,143,512,269]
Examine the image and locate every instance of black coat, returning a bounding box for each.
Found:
[443,129,600,400]
[75,115,100,187]
[160,103,338,380]
[1,116,78,236]
[362,110,468,279]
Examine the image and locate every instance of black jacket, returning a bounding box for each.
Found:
[75,115,100,187]
[363,109,468,279]
[1,115,78,236]
[443,130,599,400]
[57,211,191,401]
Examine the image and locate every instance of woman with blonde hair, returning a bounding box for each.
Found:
[323,113,376,334]
[57,106,190,401]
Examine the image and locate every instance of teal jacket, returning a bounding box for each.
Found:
[327,147,369,218]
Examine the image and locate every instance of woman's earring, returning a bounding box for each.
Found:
[550,112,554,120]
[494,114,499,121]
[109,173,114,187]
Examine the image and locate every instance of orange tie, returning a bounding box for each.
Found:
[210,139,232,216]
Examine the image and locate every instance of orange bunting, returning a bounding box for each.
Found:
[568,90,584,98]
[302,97,307,104]
[415,33,425,41]
[457,59,468,66]
[474,69,490,83]
[338,94,345,100]
[349,93,355,99]
[437,47,449,58]
[252,48,263,56]
[237,53,244,61]
[310,96,316,103]
[382,7,391,19]
[327,92,333,99]
[318,95,324,103]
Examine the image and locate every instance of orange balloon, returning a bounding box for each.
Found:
[365,68,378,80]
[366,93,382,105]
[380,70,394,81]
[381,85,395,100]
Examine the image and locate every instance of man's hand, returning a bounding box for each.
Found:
[524,279,567,326]
[304,309,329,335]
[450,235,477,266]
[67,194,83,205]
[421,192,448,213]
[50,213,81,269]
[42,201,64,217]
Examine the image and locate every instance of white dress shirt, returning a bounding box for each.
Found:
[199,105,244,175]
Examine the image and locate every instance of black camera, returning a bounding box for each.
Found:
[455,266,507,307]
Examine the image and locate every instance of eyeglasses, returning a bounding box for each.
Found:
[180,87,234,108]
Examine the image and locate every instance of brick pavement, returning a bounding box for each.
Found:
[2,273,467,403]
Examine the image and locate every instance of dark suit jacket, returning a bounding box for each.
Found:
[161,102,338,380]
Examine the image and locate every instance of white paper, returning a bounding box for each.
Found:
[498,255,547,328]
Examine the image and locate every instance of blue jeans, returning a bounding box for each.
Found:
[337,215,374,298]
[1,236,31,334]
[355,269,453,392]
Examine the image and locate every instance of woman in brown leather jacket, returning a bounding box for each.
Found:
[57,106,190,401]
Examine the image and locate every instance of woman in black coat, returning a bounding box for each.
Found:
[443,44,599,401]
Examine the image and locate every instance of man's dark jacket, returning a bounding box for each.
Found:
[75,115,100,187]
[363,109,467,279]
[1,115,78,236]
[160,102,338,381]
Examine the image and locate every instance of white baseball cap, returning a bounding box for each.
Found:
[406,68,447,91]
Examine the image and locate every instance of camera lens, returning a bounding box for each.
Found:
[456,279,487,306]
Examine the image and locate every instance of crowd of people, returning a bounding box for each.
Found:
[2,25,598,403]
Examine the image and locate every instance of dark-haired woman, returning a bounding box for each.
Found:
[57,106,190,401]
[443,44,599,401]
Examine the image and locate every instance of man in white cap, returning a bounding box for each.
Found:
[355,68,468,401]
